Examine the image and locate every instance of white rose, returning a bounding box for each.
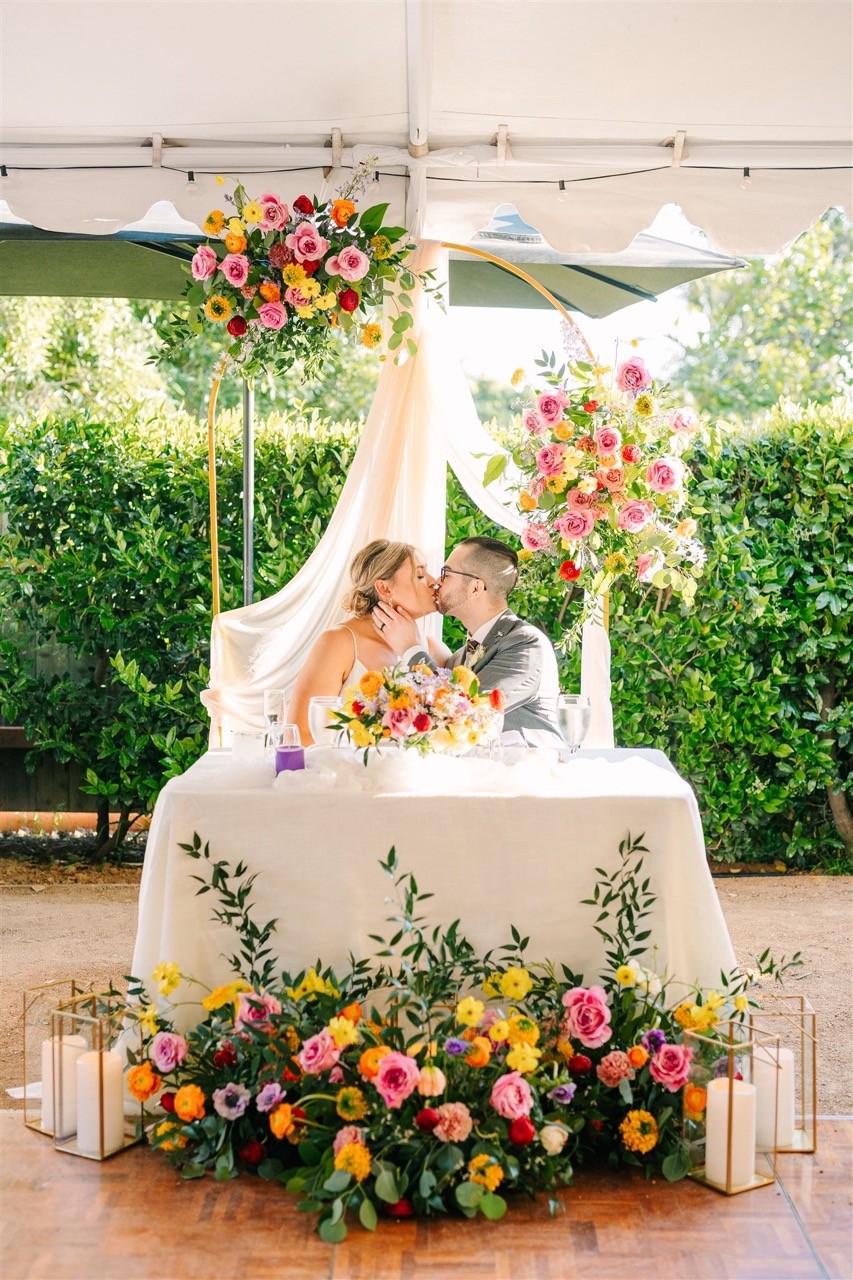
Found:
[539,1123,569,1156]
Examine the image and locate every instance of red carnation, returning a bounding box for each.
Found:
[213,1040,238,1069]
[226,315,248,339]
[415,1107,440,1133]
[413,713,432,733]
[351,700,364,715]
[568,1053,592,1077]
[583,400,599,413]
[489,687,506,712]
[160,1091,175,1113]
[621,444,641,464]
[387,1198,415,1218]
[301,258,320,276]
[338,288,359,312]
[268,242,294,270]
[508,1117,536,1146]
[293,195,314,216]
[559,560,581,583]
[238,1140,266,1168]
[577,435,597,454]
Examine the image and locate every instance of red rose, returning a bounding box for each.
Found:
[283,1066,301,1083]
[489,688,506,712]
[583,400,599,413]
[568,1053,593,1076]
[301,258,320,276]
[577,435,597,454]
[413,713,432,733]
[160,1091,175,1113]
[351,700,364,715]
[387,1199,415,1218]
[338,288,359,312]
[293,195,314,216]
[559,560,581,583]
[226,315,248,338]
[621,444,641,464]
[415,1107,440,1133]
[238,1140,266,1168]
[213,1040,238,1069]
[508,1117,536,1146]
[268,242,294,270]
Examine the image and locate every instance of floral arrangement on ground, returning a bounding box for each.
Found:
[122,835,796,1242]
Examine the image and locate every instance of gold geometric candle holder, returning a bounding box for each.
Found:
[22,978,86,1137]
[749,994,817,1154]
[682,1020,780,1195]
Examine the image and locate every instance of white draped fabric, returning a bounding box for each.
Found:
[202,241,615,748]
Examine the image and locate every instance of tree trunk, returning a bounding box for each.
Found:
[94,806,133,860]
[95,798,110,850]
[819,675,853,854]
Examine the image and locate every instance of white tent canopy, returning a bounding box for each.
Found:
[1,0,850,253]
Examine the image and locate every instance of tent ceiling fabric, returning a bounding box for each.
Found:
[1,1,850,253]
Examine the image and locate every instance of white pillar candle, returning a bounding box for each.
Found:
[753,1045,796,1149]
[75,1051,125,1156]
[40,1035,87,1137]
[704,1077,757,1191]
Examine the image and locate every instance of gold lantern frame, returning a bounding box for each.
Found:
[22,978,84,1136]
[749,994,818,1154]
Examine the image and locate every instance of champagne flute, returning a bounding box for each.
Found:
[263,688,286,750]
[556,694,591,758]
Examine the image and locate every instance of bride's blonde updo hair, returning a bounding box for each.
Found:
[342,539,417,617]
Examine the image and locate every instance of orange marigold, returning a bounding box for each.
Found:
[126,1061,162,1102]
[173,1083,205,1123]
[203,210,225,235]
[259,282,281,303]
[331,199,356,227]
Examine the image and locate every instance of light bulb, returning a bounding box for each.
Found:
[741,167,752,190]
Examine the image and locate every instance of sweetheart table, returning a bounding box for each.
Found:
[131,748,735,1026]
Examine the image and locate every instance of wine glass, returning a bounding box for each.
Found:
[556,694,591,758]
[263,688,286,750]
[309,696,342,747]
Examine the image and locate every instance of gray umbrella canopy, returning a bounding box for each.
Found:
[449,205,744,318]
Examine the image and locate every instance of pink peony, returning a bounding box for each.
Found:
[432,1101,473,1142]
[596,1051,635,1088]
[327,245,370,282]
[617,499,655,533]
[235,991,282,1032]
[333,1125,365,1156]
[616,356,652,394]
[191,245,217,280]
[594,425,622,456]
[297,1028,341,1075]
[649,1043,693,1092]
[522,407,547,436]
[382,707,416,739]
[536,390,569,424]
[561,985,612,1049]
[220,253,250,287]
[554,509,594,540]
[257,191,290,231]
[373,1051,421,1109]
[597,466,625,492]
[285,221,330,263]
[149,1031,188,1074]
[637,550,664,583]
[258,301,288,329]
[646,457,683,494]
[520,522,552,553]
[566,487,596,510]
[490,1071,534,1120]
[535,443,567,477]
[671,407,698,433]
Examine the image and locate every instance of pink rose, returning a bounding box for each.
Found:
[596,1051,635,1088]
[329,1066,344,1084]
[490,1071,534,1120]
[597,466,625,492]
[529,476,546,499]
[432,1101,473,1142]
[285,221,331,263]
[220,254,250,287]
[671,407,698,433]
[520,522,552,553]
[257,191,290,231]
[561,985,612,1049]
[382,707,416,740]
[646,457,683,494]
[333,1125,365,1156]
[284,285,313,309]
[616,356,652,394]
[373,1051,421,1109]
[536,390,569,424]
[297,1028,341,1075]
[522,407,547,436]
[191,245,217,281]
[554,509,594,540]
[535,443,567,477]
[594,425,622,456]
[258,301,288,329]
[235,991,282,1031]
[328,245,369,282]
[566,488,596,510]
[149,1031,188,1074]
[637,550,664,583]
[617,499,655,533]
[649,1043,693,1092]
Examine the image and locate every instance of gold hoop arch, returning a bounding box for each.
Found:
[205,244,602,622]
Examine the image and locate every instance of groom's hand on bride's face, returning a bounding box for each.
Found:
[373,602,419,655]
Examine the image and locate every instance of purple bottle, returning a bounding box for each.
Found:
[274,725,305,774]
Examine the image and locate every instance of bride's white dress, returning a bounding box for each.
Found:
[338,625,369,689]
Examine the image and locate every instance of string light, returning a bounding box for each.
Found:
[741,166,752,189]
[557,179,567,204]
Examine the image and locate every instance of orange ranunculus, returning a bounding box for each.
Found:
[339,1002,363,1025]
[627,1045,650,1069]
[225,232,247,254]
[358,1045,392,1080]
[684,1083,708,1120]
[173,1083,206,1122]
[126,1061,162,1102]
[358,670,384,699]
[259,282,281,303]
[270,1102,296,1140]
[519,491,537,512]
[331,199,356,227]
[464,1036,492,1068]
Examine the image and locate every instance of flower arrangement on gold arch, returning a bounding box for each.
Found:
[330,663,506,756]
[163,160,427,382]
[485,349,706,635]
[120,835,798,1242]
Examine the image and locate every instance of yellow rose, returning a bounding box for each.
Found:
[455,996,485,1027]
[499,966,532,1001]
[553,423,572,441]
[359,670,384,699]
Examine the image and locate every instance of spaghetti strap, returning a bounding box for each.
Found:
[340,624,359,670]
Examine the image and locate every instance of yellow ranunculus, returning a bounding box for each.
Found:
[455,996,485,1027]
[370,234,393,260]
[506,1043,542,1074]
[553,423,572,442]
[242,201,263,224]
[152,961,180,997]
[361,323,383,349]
[327,1016,359,1048]
[359,670,385,699]
[451,666,476,693]
[615,964,637,988]
[388,692,414,711]
[499,966,532,1001]
[546,475,568,494]
[506,1014,539,1046]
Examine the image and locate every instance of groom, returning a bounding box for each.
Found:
[372,535,562,748]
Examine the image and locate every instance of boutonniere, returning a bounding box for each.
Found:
[469,643,485,666]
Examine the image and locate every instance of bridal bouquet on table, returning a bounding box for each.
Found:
[331,664,506,757]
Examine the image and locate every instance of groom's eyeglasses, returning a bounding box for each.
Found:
[439,566,484,587]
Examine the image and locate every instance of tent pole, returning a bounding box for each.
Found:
[242,378,254,606]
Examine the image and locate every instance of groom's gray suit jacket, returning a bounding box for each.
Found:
[409,609,562,747]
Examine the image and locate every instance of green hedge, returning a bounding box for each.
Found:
[1,401,849,867]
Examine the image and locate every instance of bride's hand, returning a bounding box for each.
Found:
[373,602,419,655]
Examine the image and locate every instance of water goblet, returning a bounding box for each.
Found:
[309,696,343,747]
[556,694,591,759]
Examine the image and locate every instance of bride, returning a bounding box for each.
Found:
[289,539,450,745]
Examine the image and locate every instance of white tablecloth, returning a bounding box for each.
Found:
[132,748,735,1024]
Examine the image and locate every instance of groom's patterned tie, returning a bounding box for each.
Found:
[462,635,480,666]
